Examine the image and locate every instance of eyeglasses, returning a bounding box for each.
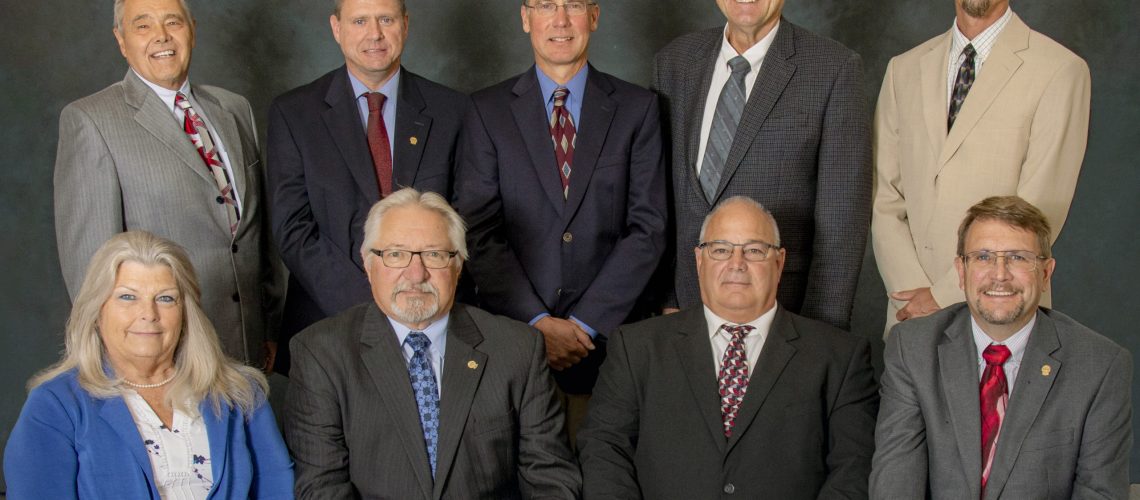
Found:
[961,250,1047,273]
[370,249,458,269]
[524,1,596,17]
[698,240,780,262]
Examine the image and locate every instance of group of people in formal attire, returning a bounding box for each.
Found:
[4,0,1130,497]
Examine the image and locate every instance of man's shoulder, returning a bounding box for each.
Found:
[291,301,374,352]
[657,26,722,61]
[402,70,467,104]
[65,80,131,116]
[589,68,655,101]
[889,302,969,344]
[1020,27,1087,71]
[782,20,859,61]
[886,31,948,68]
[270,67,342,109]
[780,308,869,354]
[456,304,537,344]
[193,83,251,111]
[469,71,527,106]
[1041,308,1127,361]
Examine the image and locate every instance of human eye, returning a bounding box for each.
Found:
[566,1,587,13]
[537,2,557,13]
[384,249,407,260]
[379,16,394,26]
[118,293,137,301]
[353,17,367,25]
[743,247,765,259]
[1006,253,1028,263]
[156,294,179,305]
[709,245,732,258]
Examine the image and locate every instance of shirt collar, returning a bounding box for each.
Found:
[970,309,1035,365]
[348,67,402,100]
[719,20,780,70]
[388,313,450,350]
[133,69,190,113]
[951,6,1013,61]
[703,303,778,340]
[536,64,589,106]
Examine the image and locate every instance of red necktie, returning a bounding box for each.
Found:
[980,344,1011,493]
[549,88,576,199]
[175,92,239,235]
[366,92,393,197]
[717,324,753,437]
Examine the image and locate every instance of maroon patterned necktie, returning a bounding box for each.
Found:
[549,88,576,199]
[175,92,239,235]
[366,92,393,197]
[717,324,753,437]
[980,344,1011,493]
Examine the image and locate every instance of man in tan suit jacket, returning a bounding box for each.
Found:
[53,0,280,366]
[872,0,1090,333]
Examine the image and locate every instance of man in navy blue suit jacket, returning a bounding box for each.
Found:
[453,0,667,439]
[266,0,468,374]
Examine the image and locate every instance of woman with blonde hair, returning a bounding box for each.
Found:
[4,231,292,498]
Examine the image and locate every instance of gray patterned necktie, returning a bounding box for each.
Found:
[948,44,977,131]
[699,55,751,203]
[405,332,439,476]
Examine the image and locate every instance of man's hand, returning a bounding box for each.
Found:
[263,341,278,375]
[891,287,940,322]
[534,316,595,371]
[662,307,680,315]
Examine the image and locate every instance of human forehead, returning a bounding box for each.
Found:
[964,219,1040,252]
[122,0,190,22]
[113,261,178,287]
[339,0,404,16]
[375,206,452,247]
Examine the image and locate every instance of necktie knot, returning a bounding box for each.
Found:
[552,87,569,107]
[175,92,190,110]
[727,55,751,76]
[406,331,431,353]
[366,92,386,112]
[962,43,977,60]
[983,344,1011,366]
[723,324,754,341]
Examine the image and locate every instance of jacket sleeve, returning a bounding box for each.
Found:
[576,327,644,499]
[3,385,81,498]
[869,328,931,499]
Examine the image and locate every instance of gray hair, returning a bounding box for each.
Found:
[699,196,782,246]
[114,0,193,29]
[30,231,266,417]
[360,188,469,265]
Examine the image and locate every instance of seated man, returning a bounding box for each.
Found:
[284,188,580,498]
[871,196,1132,499]
[578,196,878,499]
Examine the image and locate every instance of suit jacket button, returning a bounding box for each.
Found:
[562,232,573,243]
[231,292,240,302]
[723,483,735,494]
[231,243,238,253]
[556,288,562,296]
[215,195,225,204]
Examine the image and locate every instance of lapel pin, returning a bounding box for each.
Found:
[1041,365,1051,376]
[467,360,478,369]
[409,136,418,146]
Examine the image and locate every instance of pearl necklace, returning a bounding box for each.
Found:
[122,372,177,389]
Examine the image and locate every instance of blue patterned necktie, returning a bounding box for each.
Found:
[699,55,751,203]
[948,44,977,131]
[405,332,440,476]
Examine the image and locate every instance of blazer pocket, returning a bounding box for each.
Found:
[595,154,627,170]
[1021,427,1074,451]
[470,410,516,437]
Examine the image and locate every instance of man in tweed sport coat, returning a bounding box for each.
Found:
[654,0,872,330]
[53,0,280,367]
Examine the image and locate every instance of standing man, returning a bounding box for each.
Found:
[453,0,667,438]
[872,0,1090,332]
[285,188,581,498]
[871,196,1131,499]
[54,0,279,366]
[267,0,468,373]
[578,196,878,499]
[654,0,871,330]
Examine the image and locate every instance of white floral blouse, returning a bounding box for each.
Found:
[122,390,213,499]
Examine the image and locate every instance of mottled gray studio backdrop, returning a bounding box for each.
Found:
[1,0,1138,490]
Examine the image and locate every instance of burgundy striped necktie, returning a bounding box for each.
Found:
[366,92,393,197]
[980,344,1011,494]
[549,88,576,199]
[175,92,239,235]
[718,324,753,437]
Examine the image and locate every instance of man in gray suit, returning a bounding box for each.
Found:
[578,196,878,499]
[284,188,580,498]
[653,0,871,330]
[871,196,1132,499]
[53,0,279,367]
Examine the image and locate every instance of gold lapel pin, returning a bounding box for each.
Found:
[1041,365,1051,376]
[409,136,418,146]
[467,360,478,369]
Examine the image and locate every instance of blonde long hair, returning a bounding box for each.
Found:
[32,231,266,416]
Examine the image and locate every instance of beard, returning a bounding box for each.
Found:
[971,288,1026,325]
[390,281,440,325]
[959,0,993,18]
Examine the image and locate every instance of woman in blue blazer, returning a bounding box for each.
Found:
[4,231,293,499]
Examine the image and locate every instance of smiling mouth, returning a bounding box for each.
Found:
[549,36,574,42]
[983,290,1017,297]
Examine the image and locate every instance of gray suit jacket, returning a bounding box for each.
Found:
[653,21,872,329]
[871,304,1132,499]
[284,302,581,499]
[53,70,280,363]
[578,307,878,499]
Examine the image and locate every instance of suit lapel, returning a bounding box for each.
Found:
[672,309,725,452]
[394,71,433,190]
[562,66,615,229]
[982,310,1061,500]
[510,68,565,215]
[938,310,983,500]
[124,71,215,187]
[358,305,434,499]
[432,305,488,500]
[919,32,951,171]
[939,15,1028,171]
[726,308,796,453]
[97,396,159,492]
[323,66,382,206]
[193,85,249,232]
[713,20,796,202]
[202,401,231,498]
[683,31,722,207]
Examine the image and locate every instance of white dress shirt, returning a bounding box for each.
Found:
[136,71,243,211]
[704,305,778,376]
[122,390,213,500]
[971,312,1035,393]
[388,314,450,395]
[695,22,780,175]
[946,7,1013,110]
